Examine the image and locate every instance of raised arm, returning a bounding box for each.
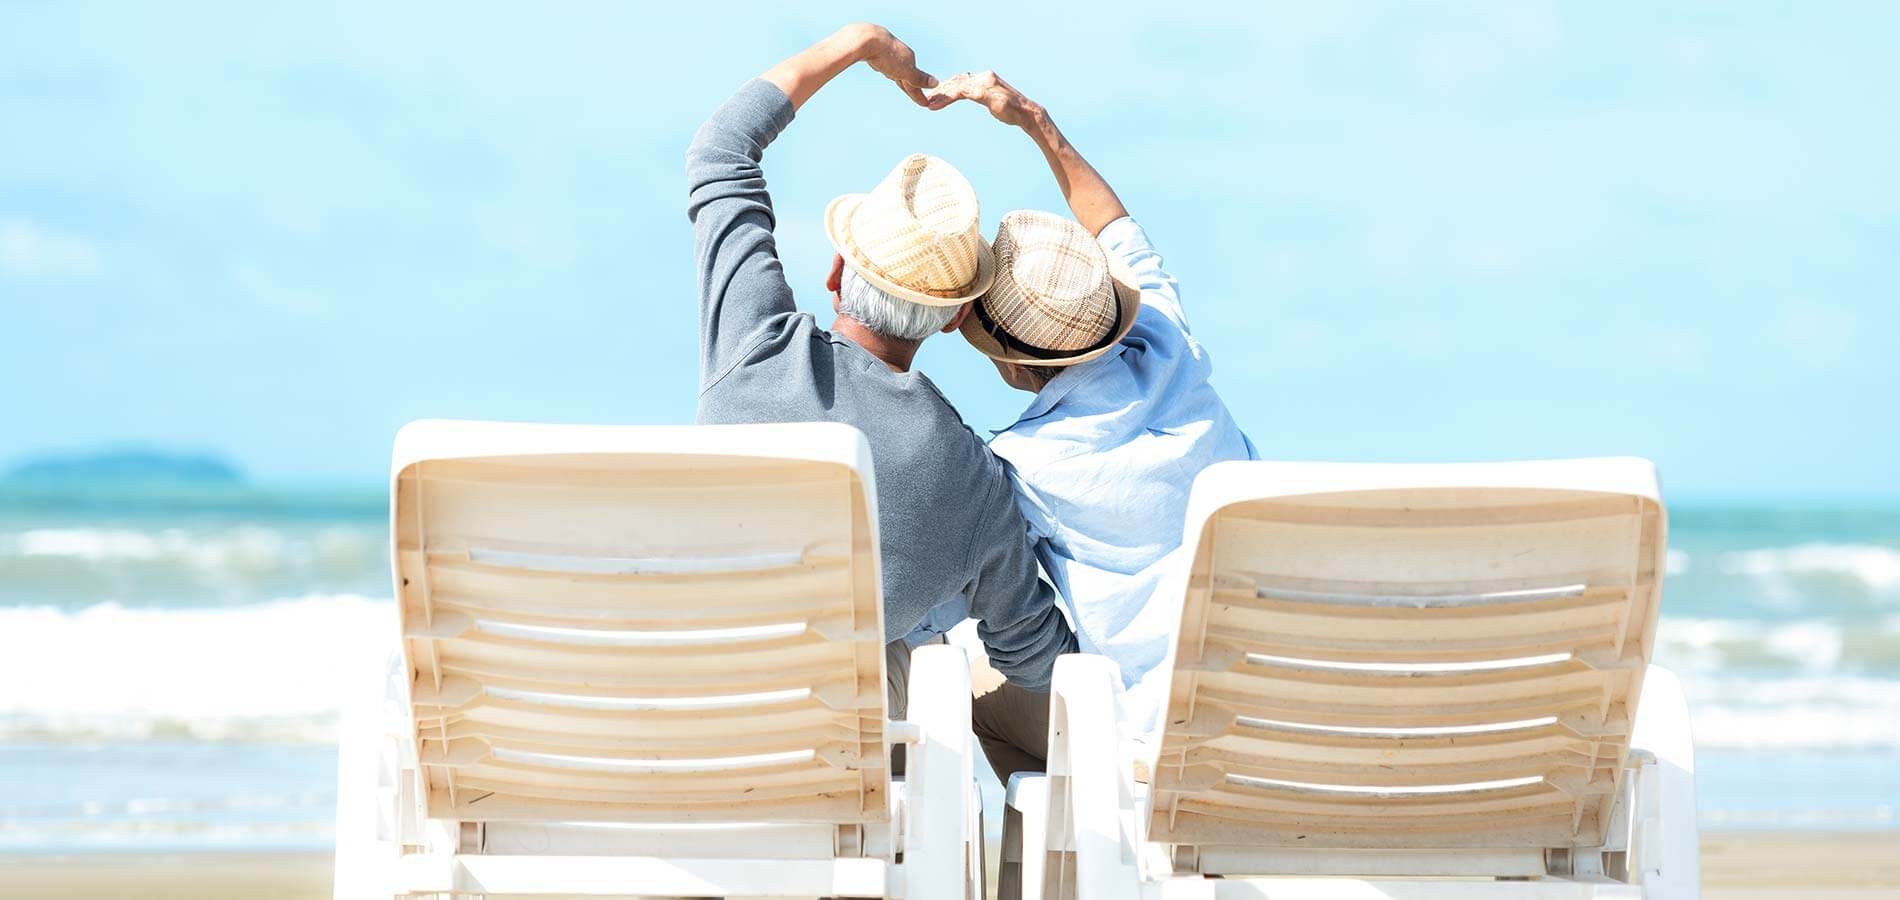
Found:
[764,23,937,111]
[927,71,1194,329]
[687,25,938,386]
[925,71,1128,235]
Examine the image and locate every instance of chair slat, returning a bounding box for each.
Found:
[1154,464,1664,851]
[426,789,881,825]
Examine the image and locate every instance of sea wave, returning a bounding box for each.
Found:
[0,524,387,609]
[0,595,395,741]
[1655,615,1900,675]
[1677,675,1900,749]
[2,525,378,566]
[1713,543,1900,590]
[1668,542,1900,592]
[1,597,1897,749]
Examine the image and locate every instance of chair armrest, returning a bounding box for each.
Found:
[1046,653,1143,900]
[1002,773,1050,900]
[1627,664,1701,900]
[903,643,977,900]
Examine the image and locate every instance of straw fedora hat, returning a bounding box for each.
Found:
[961,210,1140,367]
[825,154,995,307]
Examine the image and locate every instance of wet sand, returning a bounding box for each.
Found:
[1,831,1894,898]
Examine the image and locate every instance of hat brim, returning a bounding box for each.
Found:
[824,193,995,308]
[959,256,1142,368]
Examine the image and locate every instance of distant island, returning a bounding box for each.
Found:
[3,448,245,487]
[0,447,379,517]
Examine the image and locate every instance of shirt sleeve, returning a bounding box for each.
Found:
[963,460,1079,692]
[1097,215,1190,333]
[901,597,970,648]
[685,79,800,388]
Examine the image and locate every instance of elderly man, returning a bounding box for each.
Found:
[686,26,1077,717]
[922,71,1259,778]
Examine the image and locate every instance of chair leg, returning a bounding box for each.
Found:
[969,781,988,900]
[1047,655,1140,900]
[1003,773,1050,900]
[334,647,409,899]
[906,644,976,900]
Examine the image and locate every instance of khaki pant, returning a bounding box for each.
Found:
[887,639,1052,781]
[968,652,1052,781]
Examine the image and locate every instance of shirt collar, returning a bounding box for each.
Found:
[992,340,1130,435]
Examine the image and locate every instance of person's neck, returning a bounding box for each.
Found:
[832,317,923,372]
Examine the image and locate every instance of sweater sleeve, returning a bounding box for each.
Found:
[964,458,1079,692]
[685,79,800,387]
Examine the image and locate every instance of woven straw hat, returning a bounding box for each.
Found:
[961,210,1140,367]
[825,154,995,307]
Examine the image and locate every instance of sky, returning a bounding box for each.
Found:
[2,2,1896,499]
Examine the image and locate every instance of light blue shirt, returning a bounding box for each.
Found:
[911,216,1257,736]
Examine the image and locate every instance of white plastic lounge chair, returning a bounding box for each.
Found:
[333,420,982,899]
[1003,458,1699,900]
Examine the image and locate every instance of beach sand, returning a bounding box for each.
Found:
[1,832,1894,898]
[0,851,333,898]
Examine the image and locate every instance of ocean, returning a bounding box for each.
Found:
[0,493,1896,851]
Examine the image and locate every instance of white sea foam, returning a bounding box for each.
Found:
[1713,543,1900,592]
[3,525,380,570]
[1655,615,1900,675]
[1677,675,1900,749]
[1665,548,1690,576]
[0,595,396,741]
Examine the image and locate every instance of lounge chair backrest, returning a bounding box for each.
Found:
[389,420,888,827]
[1152,458,1665,852]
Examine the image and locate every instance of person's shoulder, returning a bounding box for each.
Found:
[904,380,1008,482]
[1127,303,1191,346]
[745,309,826,353]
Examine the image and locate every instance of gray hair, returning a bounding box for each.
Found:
[837,267,959,341]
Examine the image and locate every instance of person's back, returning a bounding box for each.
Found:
[697,311,1049,665]
[684,30,1075,695]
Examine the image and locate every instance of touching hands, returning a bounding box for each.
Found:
[924,70,1044,129]
[924,67,1129,234]
[850,24,938,107]
[768,28,1124,234]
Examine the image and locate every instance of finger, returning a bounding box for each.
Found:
[924,81,982,103]
[902,82,929,107]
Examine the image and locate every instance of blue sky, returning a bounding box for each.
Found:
[2,2,1895,499]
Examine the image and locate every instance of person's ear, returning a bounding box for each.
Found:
[942,301,974,333]
[826,254,846,294]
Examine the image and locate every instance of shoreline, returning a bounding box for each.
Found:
[2,831,1895,898]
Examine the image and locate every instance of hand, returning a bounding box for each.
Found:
[852,24,938,107]
[926,68,1128,234]
[923,70,1043,129]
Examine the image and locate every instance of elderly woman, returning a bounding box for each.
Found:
[921,71,1260,779]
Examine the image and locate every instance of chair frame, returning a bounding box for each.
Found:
[1001,459,1700,900]
[333,420,983,899]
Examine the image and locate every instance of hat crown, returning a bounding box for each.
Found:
[844,154,985,295]
[982,210,1119,352]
